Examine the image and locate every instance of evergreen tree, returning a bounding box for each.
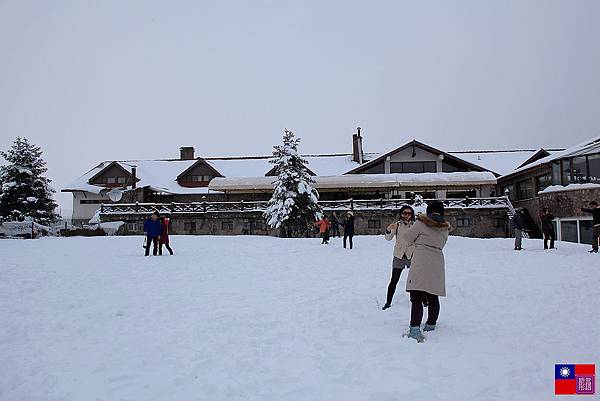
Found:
[0,137,59,225]
[265,129,321,236]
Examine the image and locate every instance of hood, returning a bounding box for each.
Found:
[418,213,451,229]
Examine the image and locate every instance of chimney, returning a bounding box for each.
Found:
[352,127,364,164]
[131,167,137,189]
[180,146,195,160]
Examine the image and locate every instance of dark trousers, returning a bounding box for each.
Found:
[145,236,159,256]
[409,290,440,327]
[593,226,600,252]
[331,225,340,237]
[320,232,330,244]
[343,234,353,249]
[543,230,555,249]
[386,268,404,305]
[159,242,173,255]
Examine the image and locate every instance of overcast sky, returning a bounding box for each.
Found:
[1,0,600,212]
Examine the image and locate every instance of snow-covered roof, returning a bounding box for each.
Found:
[503,135,600,177]
[450,151,542,176]
[538,183,600,195]
[209,172,497,192]
[63,159,212,195]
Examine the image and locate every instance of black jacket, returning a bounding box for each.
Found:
[582,207,600,226]
[342,216,355,235]
[511,213,524,230]
[539,212,555,232]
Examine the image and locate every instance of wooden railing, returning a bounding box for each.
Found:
[100,197,513,216]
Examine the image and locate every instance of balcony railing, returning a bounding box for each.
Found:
[99,197,512,216]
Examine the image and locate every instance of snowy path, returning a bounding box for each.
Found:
[1,235,598,401]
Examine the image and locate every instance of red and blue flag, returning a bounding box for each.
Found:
[555,364,595,395]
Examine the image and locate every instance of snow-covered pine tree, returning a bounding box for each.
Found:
[0,137,59,225]
[264,129,321,236]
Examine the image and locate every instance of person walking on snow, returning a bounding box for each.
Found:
[314,215,331,244]
[578,201,600,253]
[539,208,555,250]
[342,211,355,249]
[382,205,416,310]
[402,201,451,342]
[159,216,174,255]
[143,212,162,256]
[511,209,525,251]
[330,211,341,238]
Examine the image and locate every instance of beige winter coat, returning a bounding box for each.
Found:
[384,221,415,260]
[403,214,450,297]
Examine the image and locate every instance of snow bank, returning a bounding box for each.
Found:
[538,183,600,194]
[1,236,598,400]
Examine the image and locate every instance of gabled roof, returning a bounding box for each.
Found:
[176,159,224,180]
[500,134,600,179]
[516,149,551,169]
[344,140,493,175]
[87,161,133,184]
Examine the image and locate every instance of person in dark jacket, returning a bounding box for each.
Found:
[159,216,174,255]
[578,201,600,253]
[330,211,341,238]
[143,212,161,256]
[342,211,355,249]
[539,208,555,250]
[511,209,525,251]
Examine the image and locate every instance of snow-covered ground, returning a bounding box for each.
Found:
[1,235,598,401]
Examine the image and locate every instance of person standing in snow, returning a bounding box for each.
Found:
[402,201,450,342]
[382,205,415,310]
[330,211,341,238]
[159,215,174,255]
[578,201,600,252]
[539,208,555,250]
[511,209,525,251]
[314,215,331,244]
[143,212,161,256]
[342,211,355,249]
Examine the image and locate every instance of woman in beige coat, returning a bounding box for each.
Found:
[402,201,450,342]
[382,205,416,310]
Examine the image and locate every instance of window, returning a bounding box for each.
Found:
[106,177,116,184]
[367,219,381,229]
[221,221,234,230]
[560,221,577,242]
[203,175,213,182]
[456,218,471,227]
[80,199,104,204]
[536,174,552,192]
[117,177,127,184]
[390,162,436,173]
[184,221,196,232]
[446,190,476,199]
[362,163,385,174]
[442,161,461,172]
[127,223,137,231]
[516,179,533,200]
[551,161,561,185]
[588,154,600,184]
[561,159,571,185]
[579,220,594,245]
[571,156,587,183]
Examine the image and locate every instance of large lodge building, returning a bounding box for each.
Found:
[62,130,600,243]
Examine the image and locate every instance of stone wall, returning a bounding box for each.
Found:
[102,208,510,238]
[538,188,600,217]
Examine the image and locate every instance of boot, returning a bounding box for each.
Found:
[407,326,425,343]
[423,323,436,332]
[382,303,391,310]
